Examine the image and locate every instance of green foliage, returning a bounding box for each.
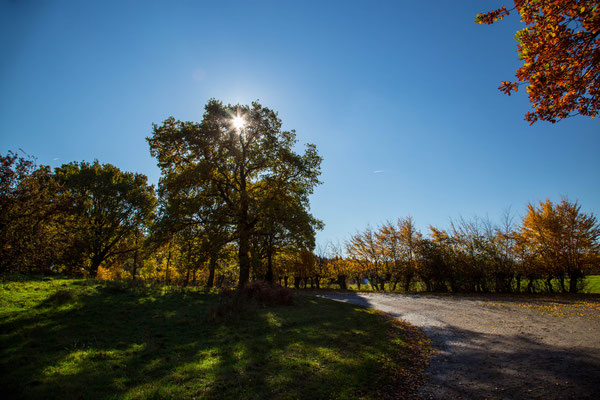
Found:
[0,152,157,278]
[54,160,156,276]
[0,152,65,273]
[0,276,430,399]
[148,99,322,287]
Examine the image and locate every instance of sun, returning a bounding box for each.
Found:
[232,115,245,130]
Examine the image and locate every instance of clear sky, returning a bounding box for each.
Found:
[1,0,598,246]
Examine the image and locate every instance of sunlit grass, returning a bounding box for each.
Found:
[0,275,430,399]
[583,275,600,294]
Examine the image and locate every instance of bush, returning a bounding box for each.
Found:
[206,281,294,322]
[238,281,294,306]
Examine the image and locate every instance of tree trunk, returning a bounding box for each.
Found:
[559,274,566,293]
[404,273,413,293]
[132,243,138,281]
[569,271,581,293]
[265,245,274,284]
[369,276,377,291]
[527,277,534,293]
[207,253,217,288]
[238,226,251,288]
[89,253,105,278]
[238,151,251,288]
[338,275,347,290]
[165,245,172,284]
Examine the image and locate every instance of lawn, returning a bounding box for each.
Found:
[0,275,430,399]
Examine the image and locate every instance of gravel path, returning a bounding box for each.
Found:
[312,292,600,399]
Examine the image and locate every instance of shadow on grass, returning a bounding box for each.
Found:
[1,282,414,399]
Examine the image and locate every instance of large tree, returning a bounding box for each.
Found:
[476,1,600,123]
[148,99,322,287]
[54,161,156,277]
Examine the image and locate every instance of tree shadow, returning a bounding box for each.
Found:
[316,292,600,399]
[418,324,600,400]
[1,286,410,399]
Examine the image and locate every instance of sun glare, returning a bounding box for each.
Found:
[232,115,245,130]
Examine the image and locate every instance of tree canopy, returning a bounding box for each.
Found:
[0,152,64,273]
[476,0,600,123]
[148,99,322,287]
[521,198,600,292]
[54,161,156,277]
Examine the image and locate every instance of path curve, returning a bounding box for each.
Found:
[313,292,600,399]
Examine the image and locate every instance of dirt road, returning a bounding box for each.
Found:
[313,292,600,399]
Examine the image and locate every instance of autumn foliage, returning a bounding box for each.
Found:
[476,1,600,123]
[324,199,598,294]
[2,148,598,294]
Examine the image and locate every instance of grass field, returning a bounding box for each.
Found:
[0,275,430,399]
[337,275,600,294]
[584,275,600,294]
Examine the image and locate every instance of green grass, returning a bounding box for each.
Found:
[583,275,600,294]
[0,275,430,399]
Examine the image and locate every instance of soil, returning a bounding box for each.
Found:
[312,292,600,400]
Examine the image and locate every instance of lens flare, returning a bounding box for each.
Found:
[232,115,245,130]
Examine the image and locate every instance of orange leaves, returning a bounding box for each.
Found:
[477,1,600,123]
[475,6,510,24]
[499,80,519,95]
[514,300,600,318]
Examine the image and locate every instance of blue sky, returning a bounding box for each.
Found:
[1,0,598,245]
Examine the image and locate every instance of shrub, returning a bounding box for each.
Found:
[238,281,294,306]
[206,281,294,322]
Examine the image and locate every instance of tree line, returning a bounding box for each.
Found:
[1,100,322,288]
[2,99,599,293]
[340,204,599,294]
